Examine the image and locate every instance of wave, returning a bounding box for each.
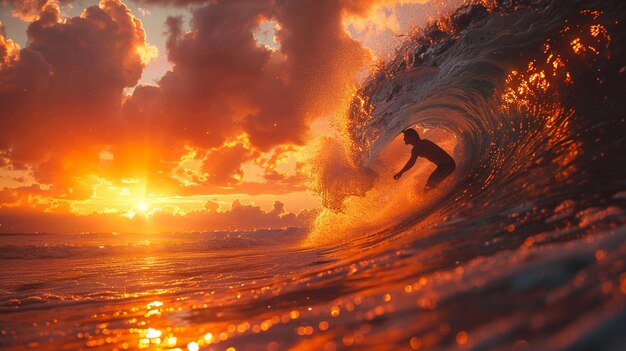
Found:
[306,0,626,245]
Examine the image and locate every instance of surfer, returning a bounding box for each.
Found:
[393,128,456,191]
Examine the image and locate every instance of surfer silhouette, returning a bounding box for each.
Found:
[393,128,456,191]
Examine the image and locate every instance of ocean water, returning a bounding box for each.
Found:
[2,0,626,350]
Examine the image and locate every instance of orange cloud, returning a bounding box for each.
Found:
[110,0,372,191]
[1,0,55,21]
[0,0,389,230]
[0,22,20,66]
[1,0,158,194]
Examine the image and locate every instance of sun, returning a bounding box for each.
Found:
[136,202,148,213]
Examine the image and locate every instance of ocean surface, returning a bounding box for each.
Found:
[2,0,626,350]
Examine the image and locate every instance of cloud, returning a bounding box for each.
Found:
[243,0,372,149]
[123,0,372,165]
[119,0,372,189]
[0,21,20,67]
[0,198,318,233]
[0,0,384,212]
[0,0,84,22]
[0,0,156,193]
[1,0,51,21]
[200,143,255,185]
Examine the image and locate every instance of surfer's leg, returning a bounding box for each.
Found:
[425,163,455,192]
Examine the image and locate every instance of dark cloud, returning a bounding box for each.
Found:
[201,143,256,185]
[125,0,282,151]
[245,0,372,149]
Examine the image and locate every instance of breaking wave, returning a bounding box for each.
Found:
[307,0,626,245]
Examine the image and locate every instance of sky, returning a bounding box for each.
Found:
[0,0,460,233]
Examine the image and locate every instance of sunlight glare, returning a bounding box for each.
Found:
[136,202,148,213]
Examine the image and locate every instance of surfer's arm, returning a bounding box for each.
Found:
[394,153,418,180]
